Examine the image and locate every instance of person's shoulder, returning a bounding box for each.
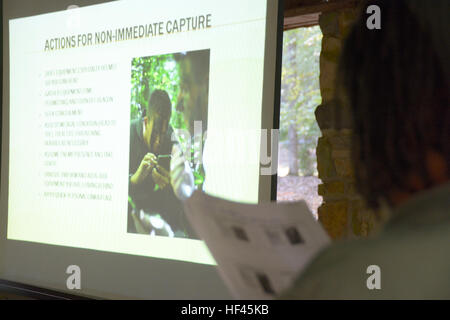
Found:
[278,239,375,299]
[279,223,450,299]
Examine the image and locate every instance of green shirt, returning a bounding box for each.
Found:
[280,182,450,299]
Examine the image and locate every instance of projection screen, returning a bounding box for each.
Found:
[0,0,282,299]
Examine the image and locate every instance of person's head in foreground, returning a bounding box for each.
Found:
[281,0,449,299]
[340,0,449,210]
[143,89,172,154]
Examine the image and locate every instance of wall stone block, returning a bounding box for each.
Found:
[318,200,348,239]
[316,136,337,180]
[316,8,378,240]
[318,181,346,196]
[334,157,355,178]
[319,11,340,37]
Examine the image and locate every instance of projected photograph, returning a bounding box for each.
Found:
[127,49,210,239]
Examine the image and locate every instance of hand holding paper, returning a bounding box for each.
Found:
[183,191,330,299]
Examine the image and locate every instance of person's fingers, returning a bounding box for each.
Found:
[139,161,153,179]
[144,153,157,165]
[141,160,152,170]
[141,155,157,174]
[152,169,169,188]
[146,152,157,160]
[156,165,169,177]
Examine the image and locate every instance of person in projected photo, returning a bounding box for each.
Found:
[170,51,210,197]
[174,51,209,133]
[128,89,187,237]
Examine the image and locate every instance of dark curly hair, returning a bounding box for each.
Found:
[147,89,172,120]
[337,0,449,208]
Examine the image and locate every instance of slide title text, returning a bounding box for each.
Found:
[44,14,212,51]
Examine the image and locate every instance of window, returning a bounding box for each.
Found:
[277,26,323,219]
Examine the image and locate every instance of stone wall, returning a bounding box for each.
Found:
[315,7,378,239]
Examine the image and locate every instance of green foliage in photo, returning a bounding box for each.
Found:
[130,53,186,131]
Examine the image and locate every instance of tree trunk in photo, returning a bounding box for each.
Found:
[288,123,298,175]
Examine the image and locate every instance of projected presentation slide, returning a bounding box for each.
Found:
[7,0,268,265]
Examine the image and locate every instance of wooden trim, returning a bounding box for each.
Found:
[283,0,359,30]
[284,13,320,30]
[285,0,358,17]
